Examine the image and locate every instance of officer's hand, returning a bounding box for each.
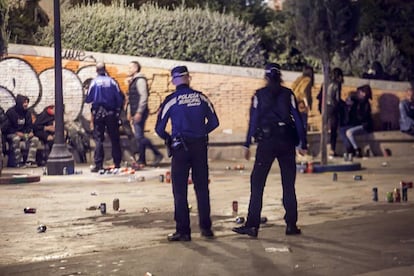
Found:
[243,147,251,160]
[297,148,308,156]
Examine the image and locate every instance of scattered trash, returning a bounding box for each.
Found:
[165,171,171,183]
[294,264,299,269]
[354,175,363,181]
[265,247,291,253]
[235,216,245,224]
[386,192,394,203]
[118,209,126,212]
[381,161,388,167]
[332,172,338,181]
[137,176,145,182]
[99,203,106,215]
[37,224,47,233]
[90,192,97,196]
[142,207,149,213]
[225,166,232,170]
[306,162,313,173]
[24,207,36,214]
[372,187,378,202]
[232,201,238,213]
[159,174,164,182]
[86,206,98,211]
[394,188,401,202]
[145,272,153,276]
[234,164,245,170]
[113,198,120,211]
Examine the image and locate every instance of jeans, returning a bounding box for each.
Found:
[133,111,161,164]
[339,125,366,151]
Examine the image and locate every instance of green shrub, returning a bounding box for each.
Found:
[36,3,265,67]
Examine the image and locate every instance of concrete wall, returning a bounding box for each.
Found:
[1,44,411,143]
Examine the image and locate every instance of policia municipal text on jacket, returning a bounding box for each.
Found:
[155,66,219,242]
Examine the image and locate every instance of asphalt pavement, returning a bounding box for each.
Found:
[0,155,413,276]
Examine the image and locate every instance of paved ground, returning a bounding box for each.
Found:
[0,154,413,275]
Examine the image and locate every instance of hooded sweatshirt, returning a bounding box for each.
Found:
[33,105,55,142]
[4,94,33,135]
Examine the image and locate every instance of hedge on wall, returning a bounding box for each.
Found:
[36,3,265,67]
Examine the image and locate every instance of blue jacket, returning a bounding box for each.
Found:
[245,85,307,149]
[155,84,219,140]
[86,75,123,111]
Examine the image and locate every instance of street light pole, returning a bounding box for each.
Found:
[46,0,74,175]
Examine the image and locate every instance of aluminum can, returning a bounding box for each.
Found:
[386,192,394,203]
[100,203,106,214]
[333,173,338,181]
[354,175,363,181]
[37,224,47,233]
[113,198,120,211]
[165,171,171,183]
[372,187,378,201]
[402,187,408,202]
[235,216,245,224]
[393,188,401,202]
[24,207,36,214]
[232,201,238,213]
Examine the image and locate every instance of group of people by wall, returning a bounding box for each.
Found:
[294,66,414,159]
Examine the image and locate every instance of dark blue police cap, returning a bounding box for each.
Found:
[265,63,281,76]
[171,66,189,78]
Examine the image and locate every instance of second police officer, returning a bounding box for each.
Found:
[155,66,219,242]
[232,63,308,238]
[86,63,124,172]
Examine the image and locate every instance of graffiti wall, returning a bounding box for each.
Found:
[0,56,174,126]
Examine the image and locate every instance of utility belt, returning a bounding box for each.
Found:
[166,135,207,157]
[92,106,118,120]
[254,122,292,142]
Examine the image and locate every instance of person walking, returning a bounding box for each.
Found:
[155,66,219,242]
[232,63,307,238]
[127,61,163,167]
[86,63,123,172]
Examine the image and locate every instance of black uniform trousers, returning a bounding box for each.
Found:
[171,138,211,235]
[246,129,298,228]
[92,108,122,168]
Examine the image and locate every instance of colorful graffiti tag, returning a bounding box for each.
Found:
[0,57,172,122]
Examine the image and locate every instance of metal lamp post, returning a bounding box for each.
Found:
[46,0,74,175]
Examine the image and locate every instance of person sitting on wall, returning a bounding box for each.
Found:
[3,94,40,167]
[339,85,374,158]
[33,105,55,165]
[399,87,414,135]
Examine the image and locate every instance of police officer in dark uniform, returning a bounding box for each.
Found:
[155,66,219,241]
[232,63,307,238]
[86,63,123,172]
